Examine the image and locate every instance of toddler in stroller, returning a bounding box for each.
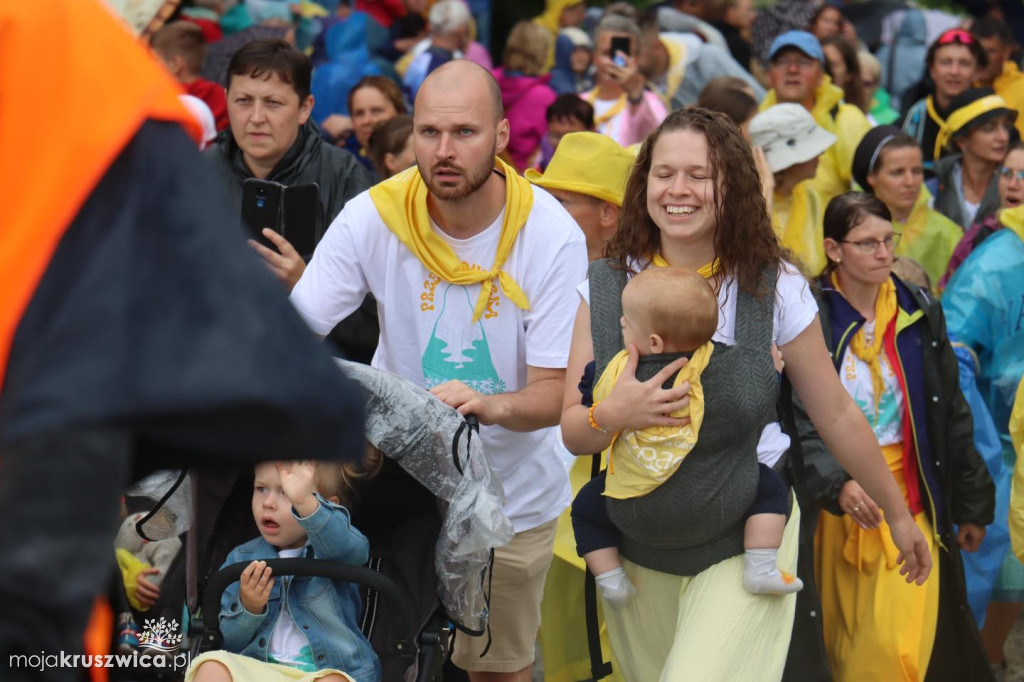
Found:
[188,458,382,682]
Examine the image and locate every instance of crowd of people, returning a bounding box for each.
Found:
[5,0,1024,681]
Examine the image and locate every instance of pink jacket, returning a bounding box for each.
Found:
[584,88,668,148]
[493,68,558,173]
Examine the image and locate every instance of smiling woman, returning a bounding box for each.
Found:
[559,107,933,680]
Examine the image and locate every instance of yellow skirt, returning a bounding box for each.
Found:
[602,499,800,681]
[185,651,355,682]
[815,443,941,682]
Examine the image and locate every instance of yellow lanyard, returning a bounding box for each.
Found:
[585,90,628,127]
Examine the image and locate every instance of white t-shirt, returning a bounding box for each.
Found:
[839,322,904,446]
[578,261,818,466]
[267,547,315,671]
[290,184,589,532]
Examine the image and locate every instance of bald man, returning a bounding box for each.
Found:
[281,61,588,681]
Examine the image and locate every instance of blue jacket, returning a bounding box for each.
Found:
[219,496,381,682]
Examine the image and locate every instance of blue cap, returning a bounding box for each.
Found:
[769,30,824,63]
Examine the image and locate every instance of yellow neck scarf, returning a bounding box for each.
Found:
[650,252,720,279]
[585,89,627,127]
[1000,204,1024,243]
[595,343,714,499]
[368,157,533,322]
[831,272,898,420]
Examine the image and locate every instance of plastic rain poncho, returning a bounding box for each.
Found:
[953,344,1010,627]
[942,228,1024,459]
[335,359,515,634]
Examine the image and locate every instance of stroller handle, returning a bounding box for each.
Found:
[201,558,417,656]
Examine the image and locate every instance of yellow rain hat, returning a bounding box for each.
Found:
[526,132,637,207]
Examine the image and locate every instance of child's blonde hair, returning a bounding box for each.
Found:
[623,267,719,350]
[314,444,384,506]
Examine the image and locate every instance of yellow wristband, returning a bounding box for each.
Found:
[588,402,609,434]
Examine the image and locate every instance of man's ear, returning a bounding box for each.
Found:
[298,94,315,125]
[495,118,511,156]
[600,202,620,229]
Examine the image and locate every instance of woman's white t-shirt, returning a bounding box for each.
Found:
[578,261,818,466]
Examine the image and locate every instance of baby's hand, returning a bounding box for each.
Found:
[276,461,318,509]
[771,344,784,374]
[239,560,273,614]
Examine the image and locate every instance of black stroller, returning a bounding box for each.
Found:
[117,361,512,682]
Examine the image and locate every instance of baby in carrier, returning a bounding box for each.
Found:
[571,267,803,606]
[187,454,382,682]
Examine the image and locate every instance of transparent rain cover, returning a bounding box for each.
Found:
[336,360,514,633]
[124,469,193,541]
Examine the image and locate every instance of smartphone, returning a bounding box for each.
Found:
[610,36,631,67]
[281,183,319,260]
[241,179,284,250]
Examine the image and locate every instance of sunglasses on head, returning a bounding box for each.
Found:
[937,29,975,46]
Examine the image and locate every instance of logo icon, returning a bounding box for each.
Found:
[138,618,183,654]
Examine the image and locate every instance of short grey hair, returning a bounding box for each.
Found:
[595,13,641,43]
[429,0,473,36]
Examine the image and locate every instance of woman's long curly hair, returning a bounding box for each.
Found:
[606,107,787,296]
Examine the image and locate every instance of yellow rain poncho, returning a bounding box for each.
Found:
[1010,377,1024,563]
[773,181,827,276]
[892,186,962,293]
[534,0,585,73]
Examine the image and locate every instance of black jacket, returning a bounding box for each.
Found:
[933,154,1002,230]
[206,119,373,246]
[794,274,994,681]
[206,121,378,361]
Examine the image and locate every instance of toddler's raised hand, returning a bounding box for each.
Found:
[276,460,319,517]
[239,560,273,614]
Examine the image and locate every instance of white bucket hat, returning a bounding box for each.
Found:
[749,103,837,174]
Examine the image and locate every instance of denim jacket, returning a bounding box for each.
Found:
[218,495,381,682]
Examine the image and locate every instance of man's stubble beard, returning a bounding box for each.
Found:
[420,144,497,202]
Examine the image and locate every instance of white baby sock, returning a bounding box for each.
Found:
[742,549,803,595]
[595,567,637,608]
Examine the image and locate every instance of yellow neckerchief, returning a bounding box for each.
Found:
[775,182,826,276]
[584,88,628,127]
[368,157,533,322]
[595,343,715,499]
[831,272,898,421]
[934,93,1009,159]
[1000,204,1024,243]
[650,252,720,279]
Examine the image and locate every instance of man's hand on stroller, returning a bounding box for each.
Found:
[276,460,319,517]
[239,560,274,614]
[430,380,502,426]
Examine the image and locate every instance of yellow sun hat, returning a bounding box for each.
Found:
[526,132,637,207]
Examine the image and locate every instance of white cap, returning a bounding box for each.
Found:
[179,94,218,151]
[560,27,593,50]
[748,103,837,173]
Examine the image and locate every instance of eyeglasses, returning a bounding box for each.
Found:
[772,55,818,70]
[936,29,975,46]
[998,166,1024,182]
[841,233,901,253]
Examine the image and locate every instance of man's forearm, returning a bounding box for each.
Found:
[488,377,565,432]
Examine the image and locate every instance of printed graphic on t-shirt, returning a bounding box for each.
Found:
[840,323,904,446]
[420,266,505,394]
